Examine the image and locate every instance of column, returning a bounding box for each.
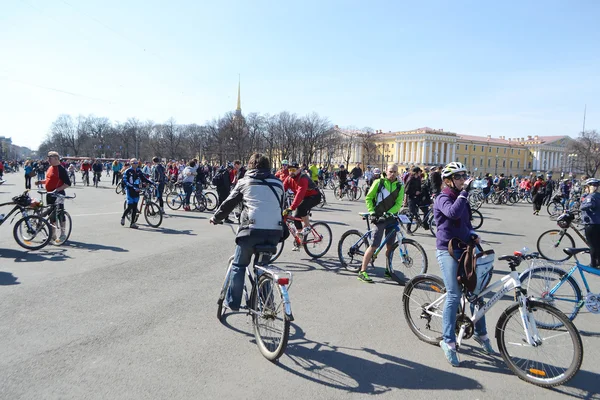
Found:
[441,142,447,164]
[434,142,439,164]
[451,142,456,162]
[415,141,421,164]
[408,142,414,163]
[421,141,427,164]
[399,141,405,163]
[427,141,432,164]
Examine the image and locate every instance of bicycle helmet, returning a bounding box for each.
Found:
[441,162,467,179]
[281,159,289,165]
[289,162,300,169]
[373,168,381,175]
[584,178,600,186]
[557,211,574,229]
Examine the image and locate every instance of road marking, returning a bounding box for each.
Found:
[71,212,123,217]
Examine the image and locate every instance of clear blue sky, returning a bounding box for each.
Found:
[2,0,599,150]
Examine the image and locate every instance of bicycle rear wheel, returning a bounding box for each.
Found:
[496,300,583,388]
[536,229,575,262]
[52,210,73,245]
[354,186,362,200]
[144,202,163,227]
[403,274,446,345]
[337,229,369,272]
[388,238,428,284]
[470,209,484,230]
[193,193,207,212]
[252,274,290,361]
[204,191,218,211]
[217,256,234,322]
[269,241,285,263]
[519,266,582,324]
[303,222,332,258]
[400,209,420,234]
[166,192,183,210]
[13,215,52,250]
[547,202,564,217]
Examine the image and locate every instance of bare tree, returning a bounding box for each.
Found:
[568,130,600,177]
[358,127,378,166]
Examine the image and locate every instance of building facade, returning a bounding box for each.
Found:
[344,127,573,177]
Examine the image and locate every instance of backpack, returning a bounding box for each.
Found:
[212,170,225,187]
[299,173,317,191]
[536,183,547,196]
[373,178,402,216]
[448,238,495,299]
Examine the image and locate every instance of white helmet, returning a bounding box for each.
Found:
[441,162,467,179]
[373,168,381,175]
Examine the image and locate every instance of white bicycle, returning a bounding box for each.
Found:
[402,251,583,388]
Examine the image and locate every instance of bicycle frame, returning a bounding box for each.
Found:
[284,215,323,245]
[546,260,600,305]
[423,270,542,348]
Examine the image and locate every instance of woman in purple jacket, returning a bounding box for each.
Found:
[433,162,493,366]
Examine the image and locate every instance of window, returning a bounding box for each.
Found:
[518,150,521,155]
[391,143,394,148]
[464,157,467,165]
[456,144,460,149]
[511,149,514,154]
[472,158,476,166]
[377,155,380,161]
[517,161,520,169]
[480,158,483,166]
[473,145,476,151]
[502,160,506,167]
[528,161,532,169]
[504,148,506,154]
[481,146,484,152]
[488,147,491,153]
[496,147,499,153]
[488,159,491,167]
[465,145,468,150]
[510,160,513,168]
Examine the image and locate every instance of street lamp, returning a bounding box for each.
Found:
[494,155,499,175]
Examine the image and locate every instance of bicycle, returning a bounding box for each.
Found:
[337,212,428,283]
[93,171,101,188]
[123,185,163,227]
[165,183,218,212]
[216,240,294,361]
[520,247,599,324]
[68,170,76,186]
[536,211,588,262]
[547,195,580,218]
[404,205,483,236]
[270,215,332,262]
[0,190,52,250]
[403,252,583,387]
[82,170,90,186]
[334,180,360,201]
[32,190,76,245]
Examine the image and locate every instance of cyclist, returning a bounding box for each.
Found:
[349,162,363,188]
[181,161,197,211]
[531,174,547,215]
[366,167,381,188]
[581,178,600,268]
[358,163,404,283]
[364,165,373,184]
[275,159,289,181]
[121,158,154,229]
[404,166,422,220]
[152,157,167,213]
[309,161,319,186]
[283,162,321,247]
[112,160,123,185]
[337,164,348,198]
[35,151,72,243]
[209,153,284,311]
[434,161,492,366]
[92,160,103,185]
[80,160,91,185]
[67,163,76,185]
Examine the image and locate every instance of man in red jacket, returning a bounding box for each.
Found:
[283,162,321,244]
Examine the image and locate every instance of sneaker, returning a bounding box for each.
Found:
[439,340,460,367]
[473,335,494,355]
[357,271,374,283]
[292,243,301,251]
[57,234,67,243]
[301,227,311,239]
[384,269,392,280]
[120,217,125,226]
[130,223,139,229]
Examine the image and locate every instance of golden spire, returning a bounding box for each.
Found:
[236,75,241,113]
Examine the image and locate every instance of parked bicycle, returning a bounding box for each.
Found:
[32,190,76,245]
[123,185,163,227]
[337,212,428,283]
[0,190,52,250]
[403,251,583,387]
[216,241,294,361]
[537,211,588,262]
[166,183,218,212]
[270,215,332,262]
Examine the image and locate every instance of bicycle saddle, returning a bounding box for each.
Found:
[359,212,370,218]
[563,247,590,256]
[254,245,278,254]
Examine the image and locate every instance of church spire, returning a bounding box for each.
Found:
[235,75,242,117]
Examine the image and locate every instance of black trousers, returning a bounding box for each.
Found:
[532,194,544,212]
[584,225,600,268]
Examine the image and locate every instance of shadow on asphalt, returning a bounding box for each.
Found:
[165,213,208,220]
[0,271,20,285]
[477,230,525,237]
[0,248,72,262]
[141,227,197,236]
[316,207,351,213]
[548,368,600,399]
[64,241,128,253]
[315,220,349,227]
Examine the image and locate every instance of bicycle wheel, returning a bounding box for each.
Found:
[217,256,234,322]
[496,300,583,388]
[536,229,575,262]
[52,210,73,245]
[166,192,183,210]
[337,229,369,272]
[400,209,420,234]
[429,215,437,237]
[204,191,218,211]
[252,274,290,361]
[193,193,207,212]
[520,266,582,324]
[115,184,123,195]
[387,238,428,284]
[303,222,332,258]
[403,274,446,345]
[546,202,564,217]
[144,201,163,227]
[269,241,285,263]
[471,209,484,230]
[354,186,362,200]
[13,215,52,251]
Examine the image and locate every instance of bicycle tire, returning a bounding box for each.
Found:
[536,229,576,262]
[337,229,369,272]
[204,191,218,211]
[217,257,234,322]
[144,201,163,227]
[547,202,564,217]
[429,214,437,237]
[115,184,123,195]
[519,266,582,325]
[252,274,290,361]
[388,238,428,284]
[403,274,446,345]
[13,215,52,251]
[166,192,183,210]
[52,210,73,245]
[400,209,420,234]
[303,222,332,258]
[355,186,362,201]
[471,209,484,230]
[496,300,583,388]
[193,193,207,212]
[123,200,138,223]
[269,241,285,263]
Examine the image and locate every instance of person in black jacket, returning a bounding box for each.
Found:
[404,167,422,218]
[213,164,234,222]
[152,157,166,212]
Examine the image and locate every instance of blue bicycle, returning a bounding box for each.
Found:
[520,247,599,324]
[337,212,428,283]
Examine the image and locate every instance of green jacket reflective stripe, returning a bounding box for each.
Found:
[365,178,405,214]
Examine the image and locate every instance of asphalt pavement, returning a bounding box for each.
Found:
[0,173,598,400]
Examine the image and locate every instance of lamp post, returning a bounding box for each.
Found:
[494,155,499,175]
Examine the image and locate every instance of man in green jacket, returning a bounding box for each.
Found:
[358,163,405,283]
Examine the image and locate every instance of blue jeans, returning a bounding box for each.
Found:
[183,182,193,206]
[437,249,487,344]
[226,234,280,310]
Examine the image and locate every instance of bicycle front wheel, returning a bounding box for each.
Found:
[547,202,564,217]
[53,210,73,245]
[144,202,163,227]
[403,274,446,345]
[204,191,218,211]
[520,266,582,324]
[166,192,183,210]
[269,241,285,263]
[337,229,369,272]
[354,186,362,200]
[496,300,583,388]
[13,215,52,250]
[303,222,332,258]
[388,238,428,284]
[193,194,207,212]
[536,229,575,262]
[252,274,290,361]
[400,209,420,234]
[471,209,484,230]
[217,256,234,322]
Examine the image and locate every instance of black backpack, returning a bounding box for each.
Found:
[212,170,225,187]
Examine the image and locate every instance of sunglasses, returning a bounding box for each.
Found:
[132,162,139,165]
[453,173,468,180]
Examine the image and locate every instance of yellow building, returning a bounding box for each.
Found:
[347,127,572,177]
